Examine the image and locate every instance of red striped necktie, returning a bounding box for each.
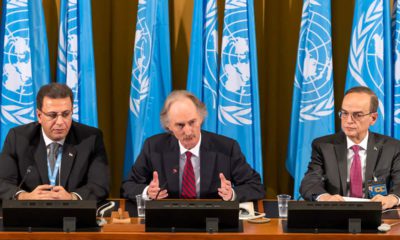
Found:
[181,151,196,199]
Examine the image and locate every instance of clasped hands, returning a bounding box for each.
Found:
[318,193,398,210]
[147,171,233,201]
[17,184,76,200]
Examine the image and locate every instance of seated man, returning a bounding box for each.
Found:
[0,83,109,201]
[121,90,265,202]
[300,86,400,209]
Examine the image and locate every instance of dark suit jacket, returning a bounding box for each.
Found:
[300,131,400,201]
[121,131,265,202]
[0,122,109,201]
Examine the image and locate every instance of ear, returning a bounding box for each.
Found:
[37,109,43,124]
[369,112,378,126]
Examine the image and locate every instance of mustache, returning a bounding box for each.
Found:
[183,134,196,140]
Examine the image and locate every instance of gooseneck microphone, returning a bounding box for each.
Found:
[12,166,32,200]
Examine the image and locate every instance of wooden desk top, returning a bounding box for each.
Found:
[0,218,397,240]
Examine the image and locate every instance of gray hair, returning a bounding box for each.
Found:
[160,90,207,130]
[344,86,378,113]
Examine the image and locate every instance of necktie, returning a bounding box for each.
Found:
[350,145,363,198]
[181,151,196,199]
[48,142,60,173]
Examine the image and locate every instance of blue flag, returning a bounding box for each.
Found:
[286,0,335,200]
[57,0,98,127]
[187,0,219,132]
[393,0,400,138]
[0,0,50,149]
[217,0,263,177]
[123,0,172,178]
[345,0,392,135]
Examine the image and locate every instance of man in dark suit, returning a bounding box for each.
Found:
[300,86,400,210]
[121,90,264,202]
[0,83,109,201]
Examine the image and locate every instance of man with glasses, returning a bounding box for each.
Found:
[0,83,109,201]
[300,86,400,210]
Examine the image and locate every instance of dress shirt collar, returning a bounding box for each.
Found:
[346,131,369,151]
[178,134,201,157]
[41,128,65,147]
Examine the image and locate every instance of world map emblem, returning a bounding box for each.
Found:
[295,0,334,122]
[130,1,151,118]
[58,0,80,121]
[218,0,253,126]
[1,0,35,125]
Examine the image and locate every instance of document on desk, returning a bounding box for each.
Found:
[343,197,371,202]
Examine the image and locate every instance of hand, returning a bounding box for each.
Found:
[17,184,55,200]
[318,193,344,202]
[371,194,399,210]
[51,186,76,200]
[147,171,168,199]
[218,173,233,201]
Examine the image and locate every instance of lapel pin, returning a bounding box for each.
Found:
[69,152,74,157]
[374,146,378,151]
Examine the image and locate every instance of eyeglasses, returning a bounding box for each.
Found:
[41,110,72,120]
[338,110,374,121]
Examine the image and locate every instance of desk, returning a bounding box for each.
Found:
[0,218,398,240]
[0,199,398,240]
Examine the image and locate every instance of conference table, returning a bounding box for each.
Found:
[0,199,398,240]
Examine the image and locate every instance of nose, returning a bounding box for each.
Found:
[183,124,192,135]
[55,115,64,125]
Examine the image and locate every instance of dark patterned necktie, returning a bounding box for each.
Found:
[181,151,196,199]
[48,142,60,172]
[350,145,363,198]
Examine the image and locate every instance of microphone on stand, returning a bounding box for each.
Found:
[11,166,32,200]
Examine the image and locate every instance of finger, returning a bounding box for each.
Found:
[219,173,226,182]
[51,186,65,192]
[153,171,159,185]
[36,184,53,191]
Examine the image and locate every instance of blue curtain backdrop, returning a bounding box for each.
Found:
[57,0,98,127]
[286,0,335,200]
[0,0,50,149]
[186,0,219,133]
[345,0,392,135]
[216,0,263,177]
[393,0,400,138]
[123,0,172,178]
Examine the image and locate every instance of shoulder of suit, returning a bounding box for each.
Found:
[369,131,400,145]
[69,121,103,138]
[10,122,41,137]
[312,132,343,144]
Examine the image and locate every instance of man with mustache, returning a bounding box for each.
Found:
[300,86,400,210]
[0,83,109,201]
[121,90,265,202]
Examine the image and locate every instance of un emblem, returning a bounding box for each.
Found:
[1,0,35,125]
[58,0,80,121]
[296,0,334,122]
[130,2,151,118]
[218,1,253,126]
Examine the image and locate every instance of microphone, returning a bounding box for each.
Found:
[12,166,32,200]
[154,167,178,200]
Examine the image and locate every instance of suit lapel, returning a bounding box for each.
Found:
[59,143,77,186]
[163,136,180,197]
[34,133,49,184]
[365,133,380,196]
[334,132,348,195]
[199,132,217,198]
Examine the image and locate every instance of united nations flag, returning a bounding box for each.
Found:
[217,0,263,177]
[345,0,392,135]
[393,0,400,138]
[286,0,335,200]
[187,0,219,133]
[0,0,50,149]
[57,0,98,127]
[123,0,172,178]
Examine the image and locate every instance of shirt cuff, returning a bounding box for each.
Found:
[14,190,26,200]
[142,186,151,200]
[315,193,330,201]
[229,189,236,201]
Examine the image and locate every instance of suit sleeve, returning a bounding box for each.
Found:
[73,130,110,201]
[389,142,400,197]
[300,140,329,200]
[120,139,153,200]
[0,129,21,200]
[229,141,265,202]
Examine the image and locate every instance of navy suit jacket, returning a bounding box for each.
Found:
[300,131,400,200]
[0,122,109,201]
[121,131,265,202]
